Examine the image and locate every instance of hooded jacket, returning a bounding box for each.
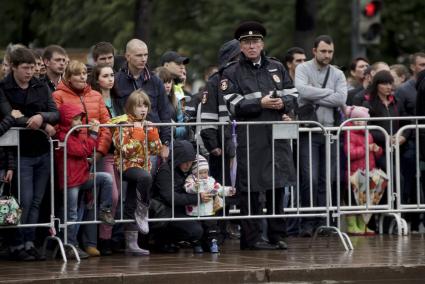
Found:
[53,81,111,156]
[200,39,240,154]
[344,121,383,175]
[55,103,98,189]
[152,140,198,216]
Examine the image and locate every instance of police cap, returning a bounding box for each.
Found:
[234,21,267,41]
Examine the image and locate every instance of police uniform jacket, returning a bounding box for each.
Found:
[200,70,235,157]
[219,52,297,192]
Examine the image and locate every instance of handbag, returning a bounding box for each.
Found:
[0,181,22,225]
[296,66,330,126]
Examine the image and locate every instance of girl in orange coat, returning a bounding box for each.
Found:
[112,90,162,255]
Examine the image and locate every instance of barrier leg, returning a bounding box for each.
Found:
[341,232,354,250]
[63,244,80,262]
[401,218,408,236]
[310,225,352,251]
[42,236,67,262]
[388,213,407,235]
[379,214,385,234]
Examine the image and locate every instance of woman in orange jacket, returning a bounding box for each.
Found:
[52,60,112,256]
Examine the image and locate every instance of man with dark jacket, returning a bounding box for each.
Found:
[0,47,59,261]
[115,39,171,163]
[220,21,298,250]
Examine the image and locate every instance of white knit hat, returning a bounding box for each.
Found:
[192,155,209,174]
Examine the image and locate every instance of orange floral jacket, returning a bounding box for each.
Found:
[112,114,162,172]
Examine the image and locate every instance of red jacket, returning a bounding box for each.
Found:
[55,104,98,189]
[344,122,383,175]
[53,81,111,155]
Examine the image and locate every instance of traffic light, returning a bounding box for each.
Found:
[358,0,382,45]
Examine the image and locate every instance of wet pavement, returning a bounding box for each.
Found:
[1,235,425,283]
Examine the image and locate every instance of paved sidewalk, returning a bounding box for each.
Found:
[0,235,425,283]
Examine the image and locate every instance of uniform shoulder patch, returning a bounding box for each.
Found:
[202,91,208,104]
[220,79,229,91]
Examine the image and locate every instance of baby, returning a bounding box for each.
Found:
[185,155,235,216]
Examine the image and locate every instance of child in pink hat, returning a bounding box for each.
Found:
[344,106,383,236]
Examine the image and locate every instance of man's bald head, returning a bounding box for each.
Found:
[126,39,147,54]
[125,39,149,75]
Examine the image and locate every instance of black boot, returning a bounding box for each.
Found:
[98,239,113,256]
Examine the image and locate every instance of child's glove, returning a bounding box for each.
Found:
[89,119,100,133]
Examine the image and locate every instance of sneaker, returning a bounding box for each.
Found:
[99,208,115,225]
[65,246,89,260]
[134,204,149,234]
[210,239,219,253]
[85,246,100,257]
[10,248,36,261]
[26,247,46,261]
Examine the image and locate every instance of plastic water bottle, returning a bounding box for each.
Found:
[210,239,219,253]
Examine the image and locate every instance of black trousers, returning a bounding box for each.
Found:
[152,214,204,244]
[123,167,152,229]
[240,188,286,249]
[208,154,232,186]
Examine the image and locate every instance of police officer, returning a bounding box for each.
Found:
[200,39,240,185]
[220,21,298,250]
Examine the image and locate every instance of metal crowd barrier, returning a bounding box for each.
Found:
[0,128,65,261]
[58,120,351,261]
[334,119,402,236]
[56,116,425,261]
[394,118,425,233]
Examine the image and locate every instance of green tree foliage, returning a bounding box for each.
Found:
[148,0,294,77]
[36,0,134,49]
[1,0,425,75]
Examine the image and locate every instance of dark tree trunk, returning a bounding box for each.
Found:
[21,0,35,45]
[294,0,317,58]
[134,0,151,41]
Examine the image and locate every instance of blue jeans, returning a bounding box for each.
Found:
[66,172,113,246]
[13,153,50,246]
